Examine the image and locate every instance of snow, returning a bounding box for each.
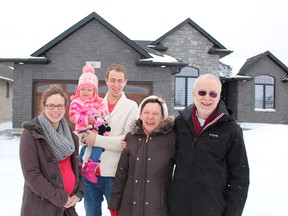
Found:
[1,121,287,216]
[220,55,247,76]
[139,53,181,63]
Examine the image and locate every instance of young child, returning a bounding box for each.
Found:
[69,65,110,183]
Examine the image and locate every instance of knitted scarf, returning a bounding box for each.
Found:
[38,113,75,160]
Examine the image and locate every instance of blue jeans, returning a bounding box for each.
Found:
[83,176,114,216]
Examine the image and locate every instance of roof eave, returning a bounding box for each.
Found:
[220,75,253,82]
[208,47,233,58]
[282,75,288,82]
[0,58,50,64]
[135,60,188,75]
[0,76,13,82]
[135,60,188,67]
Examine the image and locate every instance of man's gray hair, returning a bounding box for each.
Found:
[193,74,222,92]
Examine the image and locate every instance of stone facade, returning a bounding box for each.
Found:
[159,23,220,116]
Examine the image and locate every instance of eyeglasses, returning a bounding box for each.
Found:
[45,104,66,110]
[197,90,218,98]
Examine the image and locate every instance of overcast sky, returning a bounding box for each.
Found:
[1,0,287,67]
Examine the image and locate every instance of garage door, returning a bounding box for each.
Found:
[34,81,152,129]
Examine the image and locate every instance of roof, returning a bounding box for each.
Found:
[0,12,187,67]
[220,74,252,82]
[134,40,163,56]
[238,51,288,82]
[150,18,232,58]
[0,57,50,64]
[31,12,151,58]
[134,40,188,68]
[0,76,13,82]
[0,63,13,82]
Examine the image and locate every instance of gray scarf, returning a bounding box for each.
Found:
[38,113,75,160]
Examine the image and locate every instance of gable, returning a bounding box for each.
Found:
[239,51,288,80]
[31,12,151,59]
[37,20,147,64]
[150,18,232,58]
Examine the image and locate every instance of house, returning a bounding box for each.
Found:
[221,51,288,124]
[0,63,13,123]
[0,12,230,132]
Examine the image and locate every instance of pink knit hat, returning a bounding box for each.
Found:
[71,65,99,100]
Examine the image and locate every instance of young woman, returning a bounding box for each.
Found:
[19,85,84,216]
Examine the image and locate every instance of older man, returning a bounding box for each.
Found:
[169,74,249,216]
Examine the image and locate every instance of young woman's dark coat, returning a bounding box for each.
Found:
[109,116,176,216]
[19,118,84,216]
[168,101,249,216]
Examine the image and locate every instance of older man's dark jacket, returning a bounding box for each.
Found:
[169,101,249,216]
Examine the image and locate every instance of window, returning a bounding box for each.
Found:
[254,75,275,109]
[6,82,10,98]
[174,66,199,107]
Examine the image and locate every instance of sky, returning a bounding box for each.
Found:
[1,121,288,216]
[0,0,287,70]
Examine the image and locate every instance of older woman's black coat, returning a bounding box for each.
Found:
[168,101,250,216]
[109,117,176,216]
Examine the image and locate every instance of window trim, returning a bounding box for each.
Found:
[174,66,199,107]
[254,75,275,110]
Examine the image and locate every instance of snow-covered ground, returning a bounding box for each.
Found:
[1,121,287,216]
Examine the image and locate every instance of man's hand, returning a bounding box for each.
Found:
[81,130,97,147]
[121,140,127,149]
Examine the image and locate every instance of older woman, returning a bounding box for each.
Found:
[108,95,176,216]
[19,85,84,216]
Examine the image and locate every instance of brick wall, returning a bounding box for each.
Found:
[12,20,174,129]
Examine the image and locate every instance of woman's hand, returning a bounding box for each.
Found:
[63,195,80,208]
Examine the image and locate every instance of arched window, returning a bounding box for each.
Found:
[174,66,199,107]
[254,75,275,109]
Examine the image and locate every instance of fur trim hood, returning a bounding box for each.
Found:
[22,119,44,135]
[130,116,175,135]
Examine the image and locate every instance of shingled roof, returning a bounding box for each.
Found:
[238,51,288,82]
[0,12,188,67]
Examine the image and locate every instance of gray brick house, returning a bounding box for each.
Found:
[0,12,230,131]
[0,63,13,123]
[222,51,288,124]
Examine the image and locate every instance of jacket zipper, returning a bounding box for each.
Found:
[191,112,225,148]
[139,134,149,216]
